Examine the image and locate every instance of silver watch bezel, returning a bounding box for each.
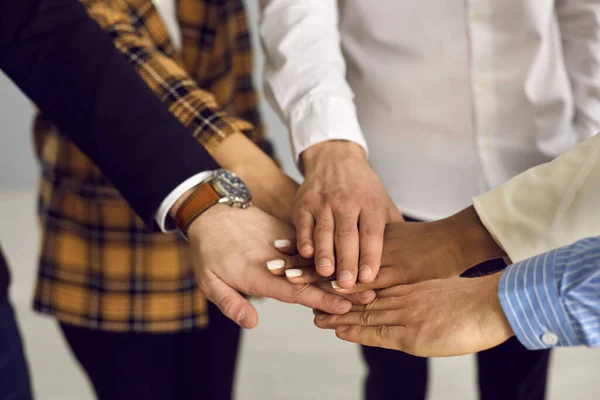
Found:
[211,169,252,208]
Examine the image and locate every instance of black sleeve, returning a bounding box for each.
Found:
[0,0,220,228]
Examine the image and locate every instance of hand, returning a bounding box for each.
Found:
[314,273,515,357]
[272,206,507,291]
[187,204,373,329]
[294,140,402,289]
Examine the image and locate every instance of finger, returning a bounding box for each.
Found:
[314,309,404,329]
[357,211,385,284]
[200,276,258,329]
[266,255,314,276]
[283,266,321,283]
[273,239,298,256]
[348,296,403,312]
[333,210,360,288]
[387,203,404,222]
[329,265,410,294]
[313,209,336,277]
[335,325,409,351]
[377,283,417,298]
[315,280,376,305]
[251,273,352,315]
[293,210,315,258]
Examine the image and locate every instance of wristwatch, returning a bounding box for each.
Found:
[175,169,252,238]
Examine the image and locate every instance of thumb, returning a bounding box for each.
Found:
[200,276,259,329]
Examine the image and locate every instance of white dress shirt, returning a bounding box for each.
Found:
[261,0,600,221]
[153,0,181,50]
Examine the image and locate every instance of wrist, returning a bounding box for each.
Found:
[484,272,515,339]
[447,206,508,269]
[301,140,367,174]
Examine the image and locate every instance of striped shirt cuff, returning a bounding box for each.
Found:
[498,250,581,350]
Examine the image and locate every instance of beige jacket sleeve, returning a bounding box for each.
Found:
[473,133,600,263]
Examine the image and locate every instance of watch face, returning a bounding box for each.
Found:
[213,169,252,203]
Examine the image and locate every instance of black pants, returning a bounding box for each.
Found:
[0,298,33,400]
[361,216,551,400]
[60,302,241,400]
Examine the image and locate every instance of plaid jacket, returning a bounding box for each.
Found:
[33,0,270,332]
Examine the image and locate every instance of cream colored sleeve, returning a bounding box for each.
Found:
[473,133,600,263]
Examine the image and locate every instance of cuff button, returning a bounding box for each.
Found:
[541,332,558,346]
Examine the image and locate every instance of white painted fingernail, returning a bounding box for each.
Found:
[266,259,285,271]
[274,239,292,249]
[331,280,341,290]
[285,269,303,278]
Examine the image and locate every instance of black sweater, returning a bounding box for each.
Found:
[0,0,220,301]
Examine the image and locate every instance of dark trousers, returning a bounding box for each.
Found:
[361,216,551,400]
[60,302,241,400]
[0,298,33,400]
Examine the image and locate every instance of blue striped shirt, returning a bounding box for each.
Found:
[498,236,600,350]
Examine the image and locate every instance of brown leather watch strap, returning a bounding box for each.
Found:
[175,181,222,236]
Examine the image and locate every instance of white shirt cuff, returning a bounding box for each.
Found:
[289,96,369,163]
[155,171,214,233]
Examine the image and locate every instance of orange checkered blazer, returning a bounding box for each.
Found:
[33,0,271,332]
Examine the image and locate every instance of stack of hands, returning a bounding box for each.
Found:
[186,140,514,358]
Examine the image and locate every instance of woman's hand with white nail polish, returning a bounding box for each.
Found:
[188,205,354,329]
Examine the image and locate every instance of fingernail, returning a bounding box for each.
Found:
[285,269,303,278]
[274,239,292,249]
[317,258,332,268]
[359,265,372,280]
[237,309,246,325]
[301,244,314,253]
[339,270,353,282]
[266,259,285,271]
[315,313,328,321]
[331,280,341,290]
[337,325,349,333]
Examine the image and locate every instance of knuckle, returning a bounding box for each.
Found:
[361,310,377,326]
[291,283,310,298]
[314,224,334,235]
[375,325,391,348]
[219,294,238,316]
[336,225,358,238]
[197,278,211,295]
[337,258,357,269]
[364,298,380,311]
[295,219,314,232]
[376,325,388,340]
[315,251,333,261]
[360,223,384,238]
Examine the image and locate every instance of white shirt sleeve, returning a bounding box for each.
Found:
[260,0,368,163]
[557,0,600,140]
[155,170,214,233]
[473,133,600,263]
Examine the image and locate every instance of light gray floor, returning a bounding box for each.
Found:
[1,189,599,400]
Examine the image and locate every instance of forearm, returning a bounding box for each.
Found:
[0,0,218,227]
